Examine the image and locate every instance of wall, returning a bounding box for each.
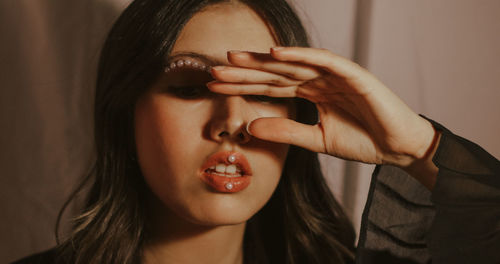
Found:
[1,0,499,262]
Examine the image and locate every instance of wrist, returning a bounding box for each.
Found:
[401,123,441,190]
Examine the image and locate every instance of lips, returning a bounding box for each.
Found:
[199,151,253,193]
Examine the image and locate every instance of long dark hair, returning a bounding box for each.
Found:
[55,0,355,263]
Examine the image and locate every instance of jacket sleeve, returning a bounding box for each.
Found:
[355,117,500,264]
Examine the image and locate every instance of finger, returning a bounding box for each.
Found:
[210,65,302,87]
[207,81,298,98]
[270,47,364,81]
[227,51,322,81]
[247,117,326,153]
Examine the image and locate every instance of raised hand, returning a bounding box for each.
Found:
[208,47,439,188]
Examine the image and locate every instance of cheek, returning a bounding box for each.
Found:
[135,96,200,168]
[134,96,205,207]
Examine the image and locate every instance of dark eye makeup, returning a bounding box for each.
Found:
[163,67,213,99]
[164,67,290,104]
[167,84,210,99]
[250,95,288,104]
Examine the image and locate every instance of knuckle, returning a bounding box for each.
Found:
[263,88,273,96]
[269,78,283,85]
[285,70,302,80]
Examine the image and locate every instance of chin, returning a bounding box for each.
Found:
[192,216,248,227]
[181,196,261,227]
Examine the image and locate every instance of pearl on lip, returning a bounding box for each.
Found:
[225,183,234,190]
[228,155,236,163]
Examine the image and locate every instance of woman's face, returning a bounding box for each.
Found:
[134,3,295,226]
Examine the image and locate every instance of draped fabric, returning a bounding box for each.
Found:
[356,118,500,263]
[1,0,500,262]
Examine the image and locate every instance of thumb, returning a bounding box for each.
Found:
[247,117,326,153]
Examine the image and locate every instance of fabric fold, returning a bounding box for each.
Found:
[357,117,500,264]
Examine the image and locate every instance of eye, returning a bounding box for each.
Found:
[164,67,214,99]
[168,85,209,99]
[250,95,287,104]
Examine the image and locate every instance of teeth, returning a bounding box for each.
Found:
[207,163,243,177]
[215,164,226,173]
[226,164,237,174]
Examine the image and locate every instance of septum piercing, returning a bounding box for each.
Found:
[164,58,211,73]
[225,182,234,190]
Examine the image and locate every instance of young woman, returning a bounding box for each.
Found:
[14,0,500,263]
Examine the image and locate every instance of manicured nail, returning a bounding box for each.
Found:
[246,119,255,136]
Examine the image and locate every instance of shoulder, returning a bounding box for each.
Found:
[11,248,57,264]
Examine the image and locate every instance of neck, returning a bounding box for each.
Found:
[143,199,246,264]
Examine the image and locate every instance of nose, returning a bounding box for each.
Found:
[209,95,252,144]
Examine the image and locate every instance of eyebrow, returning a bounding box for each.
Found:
[166,52,227,66]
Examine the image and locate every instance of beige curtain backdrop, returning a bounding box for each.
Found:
[1,0,499,262]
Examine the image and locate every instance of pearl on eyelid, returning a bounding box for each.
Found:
[164,59,211,73]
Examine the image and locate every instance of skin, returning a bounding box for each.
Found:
[209,48,440,189]
[134,3,294,264]
[136,2,441,264]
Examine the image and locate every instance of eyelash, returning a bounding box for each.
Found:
[167,85,287,104]
[167,85,209,99]
[251,95,287,104]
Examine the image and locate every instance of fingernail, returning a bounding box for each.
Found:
[271,47,284,51]
[228,50,244,54]
[246,119,255,136]
[212,66,226,71]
